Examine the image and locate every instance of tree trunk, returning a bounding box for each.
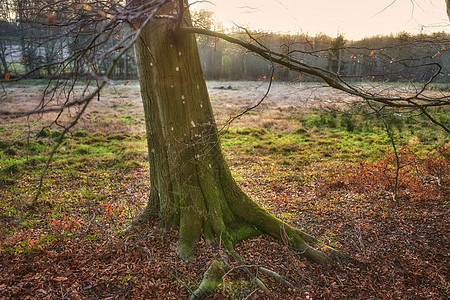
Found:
[17,2,28,75]
[134,1,333,264]
[0,40,7,75]
[446,0,450,20]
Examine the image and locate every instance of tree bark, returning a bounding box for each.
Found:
[446,0,450,20]
[0,40,7,75]
[134,1,333,264]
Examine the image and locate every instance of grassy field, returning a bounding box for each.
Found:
[0,81,449,299]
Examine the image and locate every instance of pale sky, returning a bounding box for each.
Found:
[189,0,450,40]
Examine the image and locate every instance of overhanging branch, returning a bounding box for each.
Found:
[181,26,449,109]
[181,26,449,133]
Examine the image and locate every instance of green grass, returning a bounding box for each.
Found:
[222,125,394,164]
[0,124,149,249]
[219,106,448,192]
[0,97,448,254]
[294,106,447,152]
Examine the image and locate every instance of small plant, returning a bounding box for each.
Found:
[321,145,448,202]
[423,143,450,186]
[340,114,356,132]
[48,215,81,232]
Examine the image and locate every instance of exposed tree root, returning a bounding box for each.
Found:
[133,187,342,265]
[224,251,268,291]
[258,266,296,289]
[133,186,342,265]
[190,248,304,299]
[189,260,227,300]
[165,161,343,264]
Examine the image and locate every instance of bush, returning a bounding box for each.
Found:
[322,144,449,202]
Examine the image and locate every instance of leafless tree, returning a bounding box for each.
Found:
[0,0,449,297]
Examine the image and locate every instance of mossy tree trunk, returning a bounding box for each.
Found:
[134,1,332,264]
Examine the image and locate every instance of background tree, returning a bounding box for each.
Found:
[328,34,345,74]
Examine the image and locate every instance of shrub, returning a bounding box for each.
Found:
[322,144,449,202]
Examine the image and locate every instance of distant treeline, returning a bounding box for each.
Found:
[198,31,449,83]
[0,9,449,83]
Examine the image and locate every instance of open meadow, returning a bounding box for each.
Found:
[0,81,449,299]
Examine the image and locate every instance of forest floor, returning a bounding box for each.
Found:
[0,80,449,299]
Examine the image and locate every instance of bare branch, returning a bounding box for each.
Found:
[181,26,449,131]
